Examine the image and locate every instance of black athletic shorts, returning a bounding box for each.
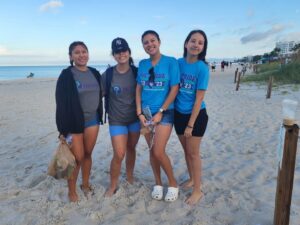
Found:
[174,108,208,137]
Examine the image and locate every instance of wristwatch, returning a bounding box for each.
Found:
[159,108,165,113]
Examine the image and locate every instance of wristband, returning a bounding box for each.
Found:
[137,113,143,117]
[187,125,193,129]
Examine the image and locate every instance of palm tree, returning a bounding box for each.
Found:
[292,43,300,52]
[270,47,281,57]
[292,43,300,61]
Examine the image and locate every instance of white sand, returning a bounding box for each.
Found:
[0,66,299,225]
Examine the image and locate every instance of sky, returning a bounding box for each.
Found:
[0,0,300,66]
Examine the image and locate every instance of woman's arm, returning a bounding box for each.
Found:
[152,84,179,124]
[136,84,147,126]
[55,74,68,137]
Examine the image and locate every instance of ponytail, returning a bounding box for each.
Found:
[129,57,134,66]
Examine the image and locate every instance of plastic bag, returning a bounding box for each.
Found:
[140,106,153,135]
[140,106,156,149]
[47,136,76,180]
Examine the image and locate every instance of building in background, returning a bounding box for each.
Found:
[276,41,295,57]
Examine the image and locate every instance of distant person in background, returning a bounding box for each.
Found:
[27,72,34,78]
[211,62,216,72]
[221,61,225,71]
[55,41,103,202]
[136,30,180,202]
[253,62,258,73]
[242,64,247,76]
[174,30,210,205]
[102,37,140,197]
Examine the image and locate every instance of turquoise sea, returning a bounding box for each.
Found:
[0,65,108,81]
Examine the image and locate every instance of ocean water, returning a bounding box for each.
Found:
[0,65,109,81]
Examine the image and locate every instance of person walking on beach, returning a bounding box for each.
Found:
[221,60,225,71]
[102,38,140,196]
[55,41,103,202]
[174,30,209,205]
[211,62,216,72]
[136,30,180,202]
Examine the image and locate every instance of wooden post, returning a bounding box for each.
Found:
[266,76,273,99]
[235,72,241,91]
[274,124,299,225]
[234,68,238,83]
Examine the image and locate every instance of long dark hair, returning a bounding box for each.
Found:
[129,56,134,66]
[127,49,134,66]
[183,30,208,62]
[141,30,161,42]
[68,41,89,66]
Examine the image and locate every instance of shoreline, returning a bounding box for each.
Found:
[0,77,58,83]
[0,65,109,81]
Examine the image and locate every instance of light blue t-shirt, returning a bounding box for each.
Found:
[137,55,180,114]
[175,58,209,114]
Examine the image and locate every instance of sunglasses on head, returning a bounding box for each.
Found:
[148,67,155,83]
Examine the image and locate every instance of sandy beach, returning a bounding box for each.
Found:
[0,65,299,225]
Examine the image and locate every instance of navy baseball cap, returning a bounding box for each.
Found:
[111,37,130,54]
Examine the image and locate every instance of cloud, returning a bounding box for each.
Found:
[0,46,46,57]
[39,0,63,12]
[233,26,253,35]
[0,46,9,55]
[210,32,222,38]
[164,23,177,30]
[240,24,286,44]
[279,32,300,42]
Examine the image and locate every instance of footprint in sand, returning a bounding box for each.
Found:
[28,174,47,188]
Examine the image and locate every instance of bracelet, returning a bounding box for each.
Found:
[187,125,193,129]
[137,113,143,117]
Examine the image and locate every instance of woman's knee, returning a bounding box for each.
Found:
[70,136,85,163]
[152,148,165,161]
[114,149,126,162]
[127,142,137,151]
[74,152,84,164]
[83,151,92,159]
[187,150,199,160]
[127,135,139,150]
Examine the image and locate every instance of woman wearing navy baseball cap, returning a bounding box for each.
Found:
[102,37,140,196]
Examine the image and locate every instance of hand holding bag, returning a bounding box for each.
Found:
[47,135,76,179]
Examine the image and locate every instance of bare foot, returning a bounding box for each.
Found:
[180,179,193,189]
[104,187,118,197]
[185,191,203,205]
[80,184,95,197]
[68,192,79,202]
[127,175,134,184]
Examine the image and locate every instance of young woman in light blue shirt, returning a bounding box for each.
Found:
[136,30,180,202]
[174,30,209,205]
